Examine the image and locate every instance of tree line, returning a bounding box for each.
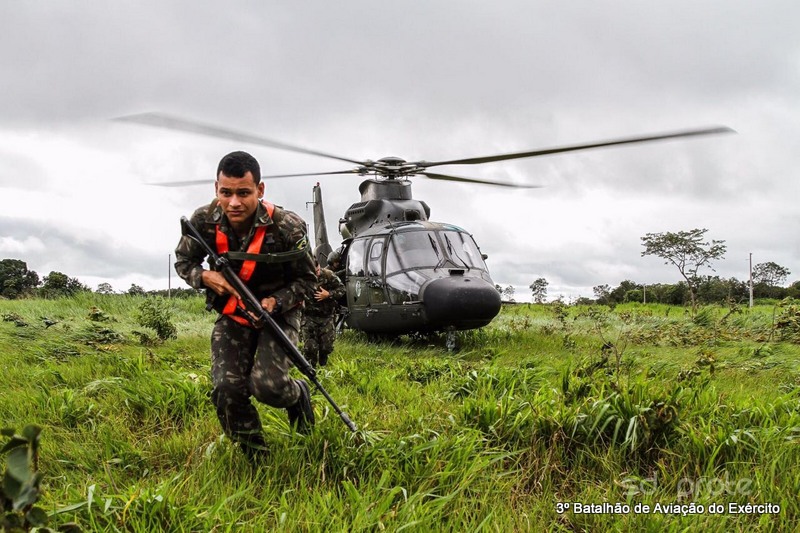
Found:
[522,228,796,307]
[0,259,199,299]
[3,227,797,306]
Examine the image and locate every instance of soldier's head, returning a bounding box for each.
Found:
[327,250,341,270]
[215,151,265,230]
[217,151,261,184]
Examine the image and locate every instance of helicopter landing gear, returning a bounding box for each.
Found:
[445,328,458,352]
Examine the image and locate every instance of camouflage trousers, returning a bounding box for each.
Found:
[300,314,336,367]
[209,309,301,449]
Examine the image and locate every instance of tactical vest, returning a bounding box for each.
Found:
[212,201,309,326]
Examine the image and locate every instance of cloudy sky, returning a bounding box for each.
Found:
[1,1,798,300]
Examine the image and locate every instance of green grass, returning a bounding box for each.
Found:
[1,296,799,531]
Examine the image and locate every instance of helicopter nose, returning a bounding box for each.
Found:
[420,276,501,328]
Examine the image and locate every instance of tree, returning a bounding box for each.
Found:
[40,271,89,298]
[593,284,611,305]
[641,228,726,313]
[752,261,791,287]
[96,282,115,295]
[501,285,516,302]
[0,259,40,299]
[609,280,641,304]
[127,284,146,296]
[529,277,548,303]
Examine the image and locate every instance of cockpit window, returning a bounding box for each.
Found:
[346,238,367,276]
[385,231,442,275]
[367,238,385,276]
[440,231,487,270]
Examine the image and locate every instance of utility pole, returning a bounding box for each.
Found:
[749,253,753,308]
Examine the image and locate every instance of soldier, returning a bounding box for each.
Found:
[174,151,317,461]
[301,261,346,367]
[327,248,345,283]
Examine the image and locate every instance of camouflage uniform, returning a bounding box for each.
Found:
[301,267,346,367]
[175,200,316,454]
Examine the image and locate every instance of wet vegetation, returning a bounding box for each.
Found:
[1,293,799,531]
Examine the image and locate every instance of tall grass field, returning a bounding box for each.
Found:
[1,294,799,531]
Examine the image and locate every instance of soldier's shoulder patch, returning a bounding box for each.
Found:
[294,235,309,250]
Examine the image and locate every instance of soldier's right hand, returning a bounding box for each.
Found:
[201,270,241,300]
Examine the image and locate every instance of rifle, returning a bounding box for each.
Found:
[334,306,349,335]
[180,216,357,432]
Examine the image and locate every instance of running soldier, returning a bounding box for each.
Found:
[174,151,317,461]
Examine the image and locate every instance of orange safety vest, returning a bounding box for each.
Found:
[215,201,275,326]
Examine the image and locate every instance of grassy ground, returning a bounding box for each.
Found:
[1,295,799,531]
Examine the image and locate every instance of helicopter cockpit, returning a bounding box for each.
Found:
[344,221,500,333]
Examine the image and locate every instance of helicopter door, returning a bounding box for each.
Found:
[366,237,387,306]
[345,238,368,309]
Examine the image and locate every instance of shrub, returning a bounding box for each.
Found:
[135,297,177,341]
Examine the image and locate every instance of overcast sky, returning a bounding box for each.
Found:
[1,1,798,300]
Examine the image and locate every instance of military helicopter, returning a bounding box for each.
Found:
[116,113,732,343]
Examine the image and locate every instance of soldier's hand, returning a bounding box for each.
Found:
[314,288,330,301]
[202,270,241,299]
[261,297,279,314]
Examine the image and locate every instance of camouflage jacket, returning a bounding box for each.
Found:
[174,200,317,314]
[303,267,346,318]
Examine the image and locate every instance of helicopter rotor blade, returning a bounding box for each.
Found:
[261,169,363,179]
[419,126,735,168]
[145,169,361,187]
[419,171,544,189]
[145,179,212,187]
[114,112,365,166]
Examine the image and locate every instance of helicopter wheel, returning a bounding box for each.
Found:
[445,328,458,352]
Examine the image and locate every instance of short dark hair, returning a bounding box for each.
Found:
[217,151,261,184]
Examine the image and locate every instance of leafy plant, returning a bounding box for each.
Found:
[1,425,79,531]
[774,298,800,343]
[86,307,113,323]
[135,297,177,341]
[1,425,46,530]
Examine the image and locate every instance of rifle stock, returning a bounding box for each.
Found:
[180,216,357,432]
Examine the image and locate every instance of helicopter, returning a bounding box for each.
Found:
[116,113,733,342]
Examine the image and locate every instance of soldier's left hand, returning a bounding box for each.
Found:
[261,297,279,314]
[314,288,330,301]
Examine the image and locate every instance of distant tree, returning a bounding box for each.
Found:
[752,262,791,287]
[0,259,40,299]
[787,280,800,300]
[624,289,643,303]
[127,284,146,296]
[41,271,89,298]
[501,285,516,302]
[593,284,611,305]
[147,288,202,298]
[641,228,726,313]
[529,277,548,303]
[96,282,115,295]
[609,280,641,304]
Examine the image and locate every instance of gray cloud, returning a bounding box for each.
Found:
[0,217,163,279]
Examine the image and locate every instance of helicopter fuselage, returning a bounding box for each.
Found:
[340,220,501,334]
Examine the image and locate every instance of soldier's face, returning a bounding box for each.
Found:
[215,171,264,228]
